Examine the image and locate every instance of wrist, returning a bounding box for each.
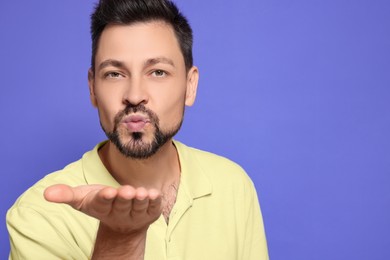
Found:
[92,222,148,259]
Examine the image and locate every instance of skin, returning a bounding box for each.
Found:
[44,21,199,259]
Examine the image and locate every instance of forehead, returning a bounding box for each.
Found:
[96,21,184,66]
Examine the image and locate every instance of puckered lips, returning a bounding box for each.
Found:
[122,114,151,132]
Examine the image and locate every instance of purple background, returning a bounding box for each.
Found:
[1,0,390,259]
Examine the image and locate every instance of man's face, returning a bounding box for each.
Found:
[88,21,198,159]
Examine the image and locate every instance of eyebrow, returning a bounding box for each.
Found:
[144,57,175,68]
[97,56,175,71]
[98,59,125,71]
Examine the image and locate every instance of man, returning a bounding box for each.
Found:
[7,0,268,259]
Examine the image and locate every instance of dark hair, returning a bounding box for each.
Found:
[90,0,193,72]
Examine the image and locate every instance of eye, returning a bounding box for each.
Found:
[105,72,123,79]
[152,70,167,77]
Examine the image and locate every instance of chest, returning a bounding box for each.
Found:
[161,181,179,223]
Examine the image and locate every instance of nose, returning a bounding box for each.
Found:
[122,77,148,106]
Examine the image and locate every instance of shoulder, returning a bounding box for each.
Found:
[10,142,105,210]
[7,154,97,246]
[9,158,85,211]
[175,141,255,189]
[7,157,97,259]
[187,145,245,173]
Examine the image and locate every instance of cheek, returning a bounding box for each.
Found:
[97,105,116,131]
[156,91,186,127]
[95,92,122,131]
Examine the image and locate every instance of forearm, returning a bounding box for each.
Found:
[91,223,147,260]
[44,184,162,259]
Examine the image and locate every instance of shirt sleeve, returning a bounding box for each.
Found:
[7,205,92,260]
[242,182,269,260]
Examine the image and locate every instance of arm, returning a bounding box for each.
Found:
[7,205,90,260]
[44,184,162,259]
[242,184,269,260]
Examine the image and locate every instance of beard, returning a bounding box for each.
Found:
[101,104,183,159]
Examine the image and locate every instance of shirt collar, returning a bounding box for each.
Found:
[82,141,120,188]
[81,140,213,199]
[174,140,213,199]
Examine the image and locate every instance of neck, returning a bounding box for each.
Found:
[98,140,180,191]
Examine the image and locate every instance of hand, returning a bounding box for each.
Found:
[44,184,162,235]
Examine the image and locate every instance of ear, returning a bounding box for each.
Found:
[88,69,98,107]
[185,66,199,107]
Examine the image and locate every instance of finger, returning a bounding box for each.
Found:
[44,184,74,203]
[147,189,162,216]
[97,186,117,201]
[131,187,149,215]
[87,187,117,215]
[112,185,136,215]
[44,184,110,204]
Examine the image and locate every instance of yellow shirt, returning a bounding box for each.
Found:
[7,141,268,260]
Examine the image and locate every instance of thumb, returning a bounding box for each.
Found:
[44,184,74,204]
